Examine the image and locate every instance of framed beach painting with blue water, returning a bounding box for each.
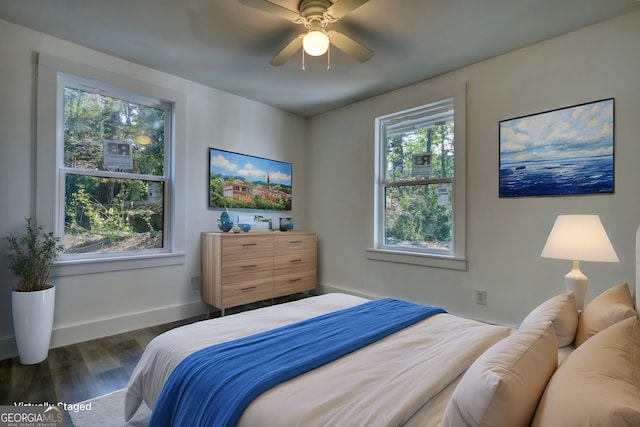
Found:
[499,98,614,198]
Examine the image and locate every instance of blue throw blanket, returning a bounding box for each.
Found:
[149,298,446,427]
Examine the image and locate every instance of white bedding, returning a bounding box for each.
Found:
[125,293,511,425]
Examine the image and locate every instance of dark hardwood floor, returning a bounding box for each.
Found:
[0,294,309,406]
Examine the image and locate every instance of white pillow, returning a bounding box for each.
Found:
[442,321,557,427]
[519,292,577,347]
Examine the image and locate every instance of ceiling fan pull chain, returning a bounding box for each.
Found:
[327,43,331,71]
[302,48,306,71]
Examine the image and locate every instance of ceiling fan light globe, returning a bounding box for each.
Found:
[303,31,329,56]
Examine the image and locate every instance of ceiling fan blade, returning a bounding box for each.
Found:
[326,0,370,20]
[328,31,373,63]
[270,34,305,66]
[238,0,301,22]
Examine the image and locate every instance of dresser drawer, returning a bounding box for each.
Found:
[221,235,273,261]
[274,250,316,275]
[222,257,274,285]
[273,271,316,297]
[222,278,273,308]
[274,233,316,253]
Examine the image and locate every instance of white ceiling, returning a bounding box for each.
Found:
[0,0,638,117]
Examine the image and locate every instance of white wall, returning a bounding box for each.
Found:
[308,11,640,327]
[0,20,307,360]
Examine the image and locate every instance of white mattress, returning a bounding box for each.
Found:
[125,293,511,425]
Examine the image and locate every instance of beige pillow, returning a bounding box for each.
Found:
[519,292,578,347]
[442,321,557,427]
[574,282,637,347]
[531,316,640,427]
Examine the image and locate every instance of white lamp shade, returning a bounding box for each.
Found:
[540,215,619,262]
[303,31,329,56]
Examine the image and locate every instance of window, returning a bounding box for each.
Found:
[371,85,466,269]
[58,76,172,259]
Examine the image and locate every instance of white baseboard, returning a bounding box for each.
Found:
[0,301,206,362]
[316,283,378,300]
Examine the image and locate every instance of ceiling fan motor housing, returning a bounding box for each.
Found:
[299,0,332,23]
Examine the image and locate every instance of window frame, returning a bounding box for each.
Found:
[369,84,467,270]
[36,53,186,275]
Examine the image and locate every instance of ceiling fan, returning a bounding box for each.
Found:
[239,0,374,67]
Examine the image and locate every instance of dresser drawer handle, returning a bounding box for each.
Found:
[290,240,303,244]
[242,243,257,247]
[289,278,302,283]
[290,259,302,263]
[241,264,257,269]
[241,286,257,291]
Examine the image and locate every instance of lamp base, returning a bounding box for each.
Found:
[565,260,588,310]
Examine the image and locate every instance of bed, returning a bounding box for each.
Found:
[124,228,640,426]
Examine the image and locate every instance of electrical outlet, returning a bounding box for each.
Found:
[191,277,201,290]
[475,290,487,305]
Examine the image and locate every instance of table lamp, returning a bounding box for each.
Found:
[540,215,619,310]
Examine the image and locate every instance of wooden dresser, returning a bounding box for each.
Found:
[201,231,317,315]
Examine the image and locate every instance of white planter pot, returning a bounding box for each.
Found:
[12,284,55,365]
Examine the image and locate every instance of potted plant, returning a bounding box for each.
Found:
[4,217,63,364]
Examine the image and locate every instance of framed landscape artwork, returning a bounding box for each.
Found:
[209,148,292,210]
[499,98,614,198]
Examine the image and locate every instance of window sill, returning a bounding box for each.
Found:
[366,248,467,271]
[52,252,186,277]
